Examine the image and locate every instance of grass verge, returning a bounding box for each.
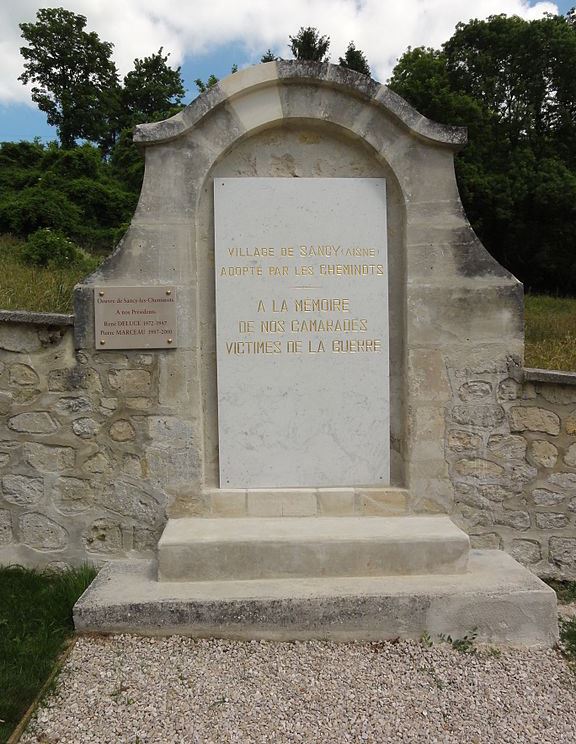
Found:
[524,295,576,371]
[0,564,97,744]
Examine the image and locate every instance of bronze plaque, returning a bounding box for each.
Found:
[94,286,177,349]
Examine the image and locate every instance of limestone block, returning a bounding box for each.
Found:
[317,490,355,516]
[109,420,136,442]
[8,412,58,434]
[210,491,247,517]
[549,537,576,570]
[19,512,67,549]
[108,369,151,396]
[509,407,560,435]
[564,443,576,467]
[565,413,576,435]
[469,533,502,549]
[510,539,542,564]
[495,511,530,530]
[83,452,112,474]
[52,477,93,514]
[48,367,102,393]
[247,491,317,517]
[453,458,504,478]
[9,363,39,387]
[72,417,100,439]
[355,489,408,516]
[95,481,164,526]
[458,380,492,401]
[535,513,569,530]
[529,440,558,469]
[532,489,566,507]
[487,434,527,460]
[0,324,41,352]
[450,404,505,428]
[447,430,482,452]
[408,349,450,402]
[24,443,75,472]
[83,519,123,554]
[0,509,12,545]
[55,396,93,414]
[546,472,576,491]
[497,378,521,401]
[2,475,43,505]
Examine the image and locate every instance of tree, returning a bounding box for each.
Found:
[289,27,330,62]
[19,7,119,149]
[261,49,278,63]
[121,48,185,127]
[339,42,370,75]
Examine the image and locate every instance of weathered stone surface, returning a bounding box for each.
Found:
[532,489,566,507]
[126,397,152,410]
[83,452,112,474]
[510,539,541,564]
[133,527,159,551]
[508,407,560,435]
[497,378,521,401]
[83,519,123,554]
[55,396,92,415]
[108,369,151,396]
[48,367,102,393]
[95,481,163,526]
[110,420,136,442]
[569,498,576,512]
[455,487,491,510]
[478,484,512,503]
[469,533,502,549]
[52,477,94,514]
[9,363,39,387]
[458,381,492,402]
[563,443,576,467]
[549,537,576,570]
[529,440,558,469]
[507,462,538,485]
[447,430,482,452]
[450,405,505,428]
[535,512,569,530]
[453,458,504,478]
[540,386,576,405]
[487,434,527,460]
[8,412,58,434]
[0,509,12,544]
[123,454,143,477]
[2,475,43,505]
[12,388,41,404]
[546,472,576,491]
[565,413,576,436]
[19,512,68,549]
[99,397,118,415]
[0,453,9,469]
[72,417,100,439]
[24,443,74,472]
[0,324,41,352]
[135,353,154,366]
[495,511,530,530]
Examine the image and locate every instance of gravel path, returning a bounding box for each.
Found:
[20,635,576,744]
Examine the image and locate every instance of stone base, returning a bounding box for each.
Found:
[74,550,558,647]
[157,516,470,581]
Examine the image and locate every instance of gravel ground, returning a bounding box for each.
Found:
[20,634,576,744]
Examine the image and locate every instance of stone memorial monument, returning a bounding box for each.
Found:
[8,61,562,644]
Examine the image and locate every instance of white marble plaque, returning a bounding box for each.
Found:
[94,286,177,349]
[214,178,389,488]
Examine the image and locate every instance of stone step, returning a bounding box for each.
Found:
[157,515,470,582]
[74,551,558,647]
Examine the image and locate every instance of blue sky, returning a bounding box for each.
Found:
[0,0,573,143]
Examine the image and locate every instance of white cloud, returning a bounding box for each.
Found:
[0,0,559,105]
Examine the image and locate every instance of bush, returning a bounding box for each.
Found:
[20,228,95,270]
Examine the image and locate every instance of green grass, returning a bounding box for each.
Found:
[545,580,576,604]
[524,294,576,371]
[0,564,97,743]
[0,234,99,314]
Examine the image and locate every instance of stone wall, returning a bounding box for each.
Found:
[0,311,173,569]
[448,359,576,580]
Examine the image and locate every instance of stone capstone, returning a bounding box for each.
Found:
[508,407,560,435]
[19,512,68,549]
[2,474,43,505]
[8,412,58,434]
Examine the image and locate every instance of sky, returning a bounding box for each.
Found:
[0,0,573,143]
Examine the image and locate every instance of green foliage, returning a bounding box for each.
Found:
[339,42,370,75]
[545,580,576,604]
[524,294,576,371]
[195,74,219,94]
[289,27,330,62]
[20,228,88,269]
[19,7,119,149]
[261,49,278,63]
[0,564,97,743]
[438,628,478,654]
[560,617,576,662]
[388,14,576,296]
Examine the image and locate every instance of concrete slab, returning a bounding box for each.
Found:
[74,550,558,647]
[157,516,470,581]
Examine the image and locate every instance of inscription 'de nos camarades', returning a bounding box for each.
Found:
[214,177,390,489]
[94,287,177,349]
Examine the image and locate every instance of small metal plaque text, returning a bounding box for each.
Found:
[94,286,177,349]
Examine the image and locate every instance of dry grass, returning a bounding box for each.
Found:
[524,294,576,371]
[0,235,94,314]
